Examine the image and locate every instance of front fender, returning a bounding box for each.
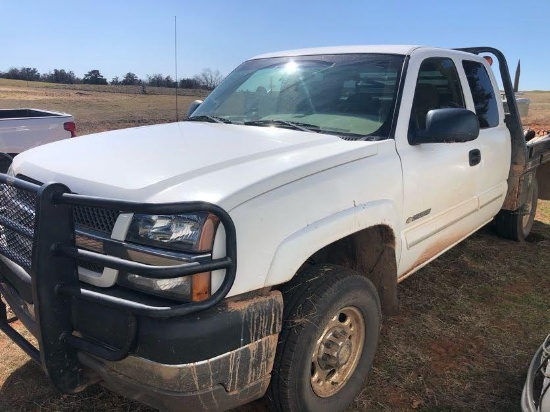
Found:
[264,199,401,287]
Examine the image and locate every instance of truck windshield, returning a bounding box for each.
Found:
[190,54,405,139]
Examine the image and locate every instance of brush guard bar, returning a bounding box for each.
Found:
[0,174,237,392]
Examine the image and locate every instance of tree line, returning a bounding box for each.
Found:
[0,67,223,90]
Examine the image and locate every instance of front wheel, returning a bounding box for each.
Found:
[267,264,381,412]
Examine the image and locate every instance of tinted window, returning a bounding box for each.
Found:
[409,57,465,135]
[462,60,499,128]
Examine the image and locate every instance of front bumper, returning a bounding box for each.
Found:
[80,331,278,411]
[0,174,282,411]
[1,278,282,411]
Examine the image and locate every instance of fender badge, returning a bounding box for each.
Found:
[406,208,431,224]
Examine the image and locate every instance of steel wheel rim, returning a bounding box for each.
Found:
[310,306,366,397]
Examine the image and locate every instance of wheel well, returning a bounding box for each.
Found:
[300,225,398,315]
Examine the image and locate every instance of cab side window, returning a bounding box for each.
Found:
[462,60,499,128]
[409,57,465,137]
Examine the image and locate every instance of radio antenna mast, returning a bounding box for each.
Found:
[174,15,179,121]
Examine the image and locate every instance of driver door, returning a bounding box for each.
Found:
[396,51,481,277]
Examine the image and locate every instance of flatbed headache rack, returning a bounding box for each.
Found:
[456,47,550,207]
[0,174,237,392]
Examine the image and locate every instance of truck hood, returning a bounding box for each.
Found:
[12,122,378,210]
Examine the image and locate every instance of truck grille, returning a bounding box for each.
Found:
[0,175,122,271]
[72,204,119,275]
[0,184,37,269]
[16,174,120,235]
[73,206,119,235]
[78,260,105,273]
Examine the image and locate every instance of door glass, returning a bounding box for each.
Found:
[409,57,465,138]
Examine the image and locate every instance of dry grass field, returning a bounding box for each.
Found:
[0,80,549,411]
[0,78,208,135]
[522,91,550,133]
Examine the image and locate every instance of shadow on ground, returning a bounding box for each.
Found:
[0,359,153,411]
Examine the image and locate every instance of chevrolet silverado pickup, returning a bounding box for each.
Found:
[0,46,549,412]
[0,108,76,171]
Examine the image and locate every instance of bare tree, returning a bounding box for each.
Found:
[179,77,201,89]
[194,68,223,90]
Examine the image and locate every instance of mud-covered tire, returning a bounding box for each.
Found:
[495,179,538,241]
[267,264,381,412]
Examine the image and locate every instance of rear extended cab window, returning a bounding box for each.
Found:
[462,60,499,128]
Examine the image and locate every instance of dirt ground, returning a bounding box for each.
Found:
[0,81,549,411]
[522,92,550,133]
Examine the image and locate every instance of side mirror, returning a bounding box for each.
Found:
[187,100,203,118]
[412,108,480,144]
[0,153,13,174]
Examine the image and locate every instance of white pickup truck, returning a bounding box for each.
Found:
[0,108,76,171]
[0,46,549,412]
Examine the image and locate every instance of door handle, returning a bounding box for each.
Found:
[469,149,481,166]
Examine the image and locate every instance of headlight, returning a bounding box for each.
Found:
[126,213,209,252]
[121,213,219,302]
[118,274,192,302]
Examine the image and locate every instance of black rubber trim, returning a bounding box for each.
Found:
[71,291,283,364]
[388,54,410,140]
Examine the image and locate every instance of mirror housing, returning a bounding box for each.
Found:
[187,100,203,118]
[412,108,480,144]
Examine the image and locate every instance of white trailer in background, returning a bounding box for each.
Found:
[0,108,75,171]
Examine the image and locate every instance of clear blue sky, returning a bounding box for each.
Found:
[1,0,549,90]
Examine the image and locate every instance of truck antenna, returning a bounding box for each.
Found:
[174,15,179,121]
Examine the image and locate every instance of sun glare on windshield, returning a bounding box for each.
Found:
[284,61,299,74]
[191,54,405,140]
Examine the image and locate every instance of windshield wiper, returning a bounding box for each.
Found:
[186,115,232,124]
[244,119,321,133]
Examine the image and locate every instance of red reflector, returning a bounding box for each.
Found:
[63,121,77,137]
